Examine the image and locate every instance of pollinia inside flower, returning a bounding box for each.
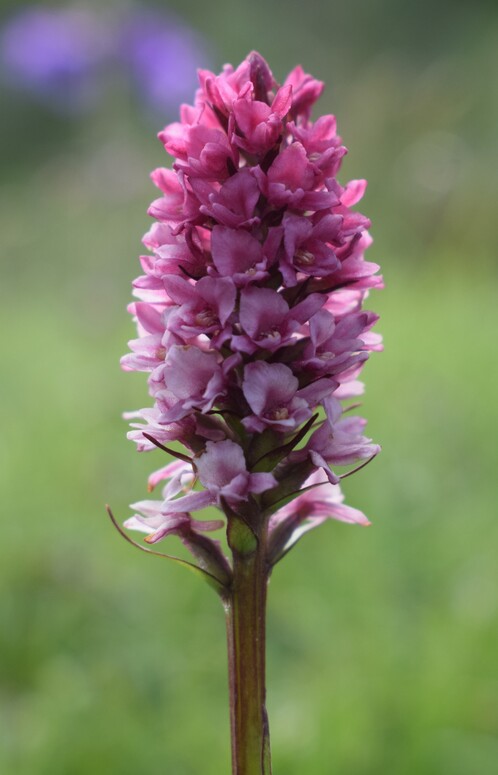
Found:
[118,51,382,591]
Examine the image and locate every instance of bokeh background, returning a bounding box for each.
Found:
[1,1,497,773]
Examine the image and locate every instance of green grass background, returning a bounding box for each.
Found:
[1,0,497,772]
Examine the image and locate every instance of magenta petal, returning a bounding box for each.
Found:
[271,84,292,117]
[134,303,165,334]
[146,517,191,543]
[239,287,288,339]
[309,451,341,484]
[341,179,367,206]
[249,472,278,493]
[163,275,198,305]
[148,459,189,491]
[197,276,236,326]
[328,502,371,526]
[284,65,324,119]
[195,440,275,504]
[211,226,264,277]
[268,142,314,194]
[242,362,298,417]
[289,293,326,325]
[196,440,247,490]
[160,490,213,514]
[163,346,220,400]
[297,378,337,406]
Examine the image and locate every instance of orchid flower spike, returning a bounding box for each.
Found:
[118,50,382,582]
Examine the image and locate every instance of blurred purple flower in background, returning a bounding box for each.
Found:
[0,4,211,116]
[0,6,110,111]
[121,8,210,117]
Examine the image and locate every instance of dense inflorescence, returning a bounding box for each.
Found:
[121,52,382,584]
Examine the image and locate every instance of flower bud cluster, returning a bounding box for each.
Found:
[122,52,382,580]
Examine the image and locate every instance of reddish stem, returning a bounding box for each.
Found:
[224,532,272,775]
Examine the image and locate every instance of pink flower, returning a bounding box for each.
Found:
[197,58,253,118]
[210,225,269,286]
[283,65,324,120]
[242,361,335,433]
[148,167,200,228]
[193,169,261,229]
[298,308,376,377]
[163,274,236,346]
[120,52,381,568]
[300,398,380,484]
[268,470,371,562]
[196,440,277,504]
[242,361,310,432]
[230,84,292,155]
[280,211,342,286]
[158,345,229,422]
[231,286,324,354]
[289,115,340,156]
[255,142,339,211]
[159,124,238,180]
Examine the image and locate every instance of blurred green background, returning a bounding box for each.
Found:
[1,0,497,773]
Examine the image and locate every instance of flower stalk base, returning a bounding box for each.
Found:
[224,537,271,775]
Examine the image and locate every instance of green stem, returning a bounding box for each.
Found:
[224,532,271,775]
